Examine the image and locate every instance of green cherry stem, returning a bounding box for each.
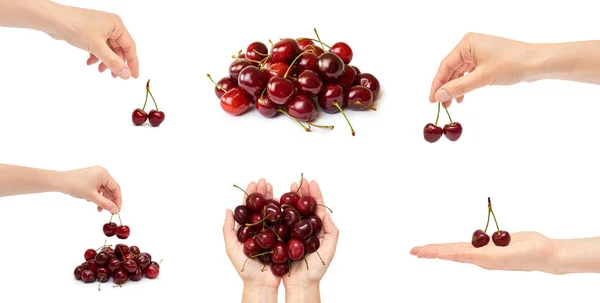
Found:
[117,213,123,226]
[246,215,270,227]
[207,74,228,93]
[284,50,311,79]
[308,122,334,130]
[333,101,355,136]
[281,204,302,223]
[312,29,332,49]
[277,109,311,132]
[147,80,159,111]
[490,209,501,235]
[253,49,269,57]
[355,100,377,111]
[443,104,453,124]
[483,208,491,233]
[434,102,441,126]
[296,173,304,195]
[265,225,283,242]
[141,88,149,111]
[109,214,113,224]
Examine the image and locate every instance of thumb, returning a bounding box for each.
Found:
[434,69,488,102]
[91,192,119,214]
[223,209,238,255]
[91,42,131,79]
[321,212,339,263]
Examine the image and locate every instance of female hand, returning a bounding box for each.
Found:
[430,33,538,107]
[283,179,339,302]
[62,166,122,214]
[410,232,558,273]
[223,179,280,302]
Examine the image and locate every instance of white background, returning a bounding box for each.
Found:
[0,0,599,302]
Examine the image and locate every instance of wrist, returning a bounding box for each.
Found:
[285,283,320,303]
[550,238,600,274]
[242,283,278,303]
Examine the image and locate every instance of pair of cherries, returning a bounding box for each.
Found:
[424,102,462,143]
[132,80,165,127]
[471,197,511,248]
[102,214,130,240]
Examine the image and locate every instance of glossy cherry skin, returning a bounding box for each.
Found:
[215,77,238,99]
[265,199,280,208]
[350,66,361,74]
[220,87,251,116]
[234,205,251,225]
[272,223,290,241]
[318,83,344,114]
[355,73,380,99]
[492,231,511,247]
[245,42,269,64]
[337,65,357,90]
[143,253,152,262]
[271,241,289,264]
[297,38,314,49]
[294,52,319,74]
[286,94,317,122]
[237,225,256,243]
[296,196,318,215]
[94,252,109,266]
[84,249,97,261]
[135,254,151,270]
[103,222,117,237]
[307,215,323,234]
[271,38,300,63]
[107,258,121,272]
[263,203,282,223]
[287,238,305,261]
[292,220,314,239]
[243,238,262,257]
[131,109,147,126]
[271,262,289,276]
[282,207,301,229]
[96,267,110,283]
[471,229,490,248]
[81,269,96,283]
[250,213,263,225]
[317,52,345,81]
[115,244,130,258]
[346,86,374,111]
[124,260,138,273]
[443,122,463,141]
[229,58,251,79]
[330,42,353,64]
[74,265,85,280]
[262,56,275,70]
[246,193,267,212]
[308,45,324,56]
[254,93,278,118]
[267,76,295,105]
[123,254,135,262]
[113,268,128,284]
[296,70,323,96]
[423,123,443,143]
[129,246,141,256]
[86,260,99,274]
[148,110,165,127]
[280,192,300,209]
[256,229,276,249]
[266,62,289,80]
[116,225,130,239]
[304,235,321,253]
[258,253,272,265]
[131,267,143,281]
[238,66,268,96]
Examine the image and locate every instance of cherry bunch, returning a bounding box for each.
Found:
[424,102,462,143]
[233,174,333,277]
[132,80,165,127]
[208,29,380,136]
[471,197,511,248]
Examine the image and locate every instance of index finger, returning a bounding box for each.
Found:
[102,173,122,211]
[309,181,327,218]
[118,29,139,78]
[429,43,467,102]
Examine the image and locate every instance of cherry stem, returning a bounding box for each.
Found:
[296,173,304,195]
[277,109,310,132]
[253,49,268,57]
[434,101,441,126]
[251,251,273,258]
[98,277,103,291]
[233,184,250,197]
[246,215,270,227]
[318,204,333,213]
[312,29,331,49]
[207,74,228,93]
[288,259,291,277]
[303,256,309,270]
[483,209,491,233]
[117,213,123,226]
[282,204,302,222]
[261,264,267,272]
[268,39,273,46]
[308,122,334,130]
[355,100,377,111]
[443,104,453,124]
[315,250,326,266]
[490,209,501,234]
[241,257,250,272]
[266,225,283,242]
[109,215,113,224]
[141,90,149,111]
[247,59,263,65]
[258,88,268,106]
[148,90,159,111]
[333,102,355,136]
[259,55,272,69]
[96,240,110,251]
[284,50,310,79]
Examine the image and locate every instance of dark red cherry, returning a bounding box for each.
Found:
[423,123,443,143]
[317,52,345,81]
[309,45,324,56]
[286,94,317,122]
[114,244,130,259]
[131,267,143,281]
[107,258,121,272]
[330,42,353,64]
[267,76,295,105]
[80,269,96,283]
[280,192,300,209]
[255,230,276,249]
[297,38,314,49]
[238,66,268,96]
[287,238,305,261]
[84,249,97,261]
[272,223,290,241]
[355,73,380,99]
[246,193,267,212]
[346,86,374,111]
[229,58,251,79]
[296,70,323,96]
[103,222,118,237]
[96,267,110,283]
[337,65,357,90]
[265,62,289,80]
[94,252,109,266]
[271,38,300,63]
[296,196,318,215]
[116,225,130,239]
[265,199,280,208]
[318,83,344,114]
[245,42,269,64]
[129,246,140,256]
[148,110,165,127]
[304,235,321,253]
[74,265,85,280]
[271,242,289,264]
[291,220,313,239]
[262,56,275,70]
[443,122,463,141]
[220,87,251,116]
[471,229,490,248]
[282,207,301,229]
[237,225,256,243]
[271,262,290,277]
[254,93,278,118]
[86,260,99,274]
[294,52,319,74]
[214,77,238,99]
[131,109,147,126]
[113,268,128,284]
[243,238,261,257]
[258,252,272,265]
[262,203,282,222]
[234,205,251,225]
[306,215,323,234]
[492,231,511,247]
[124,260,137,273]
[250,213,263,225]
[135,254,151,270]
[350,66,361,74]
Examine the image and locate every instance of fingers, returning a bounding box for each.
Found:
[299,178,309,197]
[86,53,99,66]
[321,212,339,263]
[117,29,139,78]
[291,182,298,193]
[89,40,131,79]
[310,181,327,218]
[435,69,488,103]
[256,179,267,197]
[223,209,237,256]
[91,192,119,214]
[429,42,468,102]
[242,182,257,205]
[266,183,273,200]
[101,173,122,211]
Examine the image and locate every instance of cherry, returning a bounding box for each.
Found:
[135,254,151,270]
[233,185,267,212]
[84,249,97,261]
[254,93,278,118]
[113,268,128,285]
[261,56,275,70]
[86,260,100,274]
[280,192,300,210]
[272,223,290,241]
[131,109,147,126]
[286,94,317,122]
[245,42,269,64]
[265,62,289,79]
[306,215,323,234]
[115,244,130,258]
[270,262,290,277]
[234,205,251,225]
[238,66,268,96]
[492,231,511,247]
[294,52,319,74]
[229,58,251,79]
[287,238,305,261]
[318,83,355,135]
[297,38,314,49]
[250,213,263,225]
[243,238,261,257]
[256,230,276,249]
[214,77,238,99]
[221,87,252,116]
[74,265,85,280]
[471,229,490,248]
[337,65,357,90]
[350,66,361,74]
[296,70,323,96]
[291,220,313,239]
[124,260,138,273]
[116,225,130,240]
[96,267,110,283]
[123,254,135,262]
[296,196,332,216]
[108,258,121,272]
[317,52,345,81]
[150,260,160,268]
[330,42,353,64]
[304,236,325,265]
[346,86,375,111]
[94,252,109,266]
[443,122,463,141]
[265,199,280,208]
[424,123,443,143]
[263,203,282,222]
[131,267,143,281]
[148,110,165,127]
[143,253,152,262]
[271,38,300,63]
[81,269,96,283]
[103,222,117,237]
[271,242,289,264]
[282,207,301,229]
[129,246,141,256]
[355,73,380,100]
[258,253,272,265]
[267,76,295,104]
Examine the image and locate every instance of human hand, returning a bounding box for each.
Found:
[430,33,539,107]
[283,179,339,301]
[61,166,122,214]
[410,232,558,273]
[223,179,281,292]
[48,4,139,79]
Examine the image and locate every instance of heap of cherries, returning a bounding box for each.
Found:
[471,197,511,248]
[233,175,332,277]
[132,80,165,127]
[424,102,462,143]
[208,28,380,136]
[73,214,161,290]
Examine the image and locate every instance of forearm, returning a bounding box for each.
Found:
[530,41,600,84]
[0,164,64,197]
[551,237,600,274]
[0,0,64,35]
[242,284,278,303]
[285,284,320,303]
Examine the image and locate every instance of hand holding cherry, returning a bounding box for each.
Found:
[132,80,165,127]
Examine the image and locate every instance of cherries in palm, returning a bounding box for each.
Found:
[471,197,511,248]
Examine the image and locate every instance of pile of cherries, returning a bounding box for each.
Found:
[233,175,332,277]
[424,102,462,143]
[73,214,161,290]
[208,28,380,136]
[471,197,511,248]
[132,80,165,127]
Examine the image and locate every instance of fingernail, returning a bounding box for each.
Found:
[118,67,131,79]
[435,89,450,102]
[109,207,118,214]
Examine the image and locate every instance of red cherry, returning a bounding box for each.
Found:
[265,62,289,80]
[423,123,443,143]
[103,222,117,237]
[131,109,147,126]
[116,225,130,239]
[229,58,251,79]
[443,122,463,141]
[287,238,305,261]
[286,94,317,122]
[220,87,251,116]
[254,93,278,118]
[84,249,97,261]
[245,42,268,64]
[214,77,237,99]
[148,110,165,127]
[330,42,353,64]
[271,38,300,63]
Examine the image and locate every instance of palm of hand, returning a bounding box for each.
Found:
[230,240,281,288]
